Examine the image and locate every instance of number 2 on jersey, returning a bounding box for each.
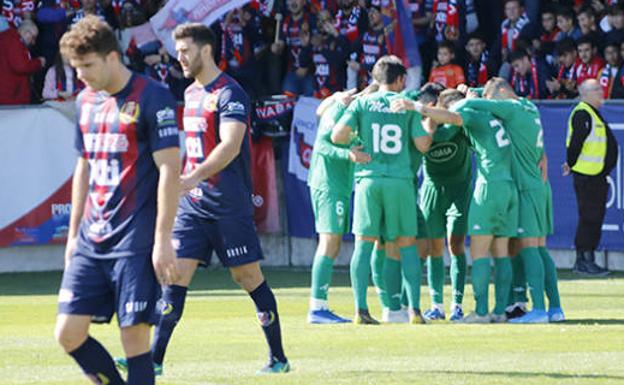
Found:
[490,120,510,148]
[371,123,402,154]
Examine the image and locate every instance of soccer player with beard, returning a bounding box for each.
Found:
[144,23,290,374]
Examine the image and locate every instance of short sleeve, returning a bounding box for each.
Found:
[143,85,180,153]
[218,85,250,124]
[410,111,428,138]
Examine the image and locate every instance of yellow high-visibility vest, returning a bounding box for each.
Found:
[566,101,607,175]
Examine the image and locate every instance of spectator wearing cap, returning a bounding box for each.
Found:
[598,41,621,98]
[546,38,579,99]
[575,36,605,86]
[500,0,531,63]
[428,40,465,88]
[508,48,549,99]
[463,32,494,87]
[350,1,389,90]
[556,6,582,41]
[0,19,45,105]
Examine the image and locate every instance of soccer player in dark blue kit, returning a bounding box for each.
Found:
[148,23,290,374]
[53,15,181,385]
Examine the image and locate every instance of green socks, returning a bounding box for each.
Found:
[494,257,512,315]
[520,247,546,311]
[539,246,561,309]
[511,254,527,304]
[427,256,445,306]
[450,254,466,306]
[384,258,403,311]
[350,240,375,310]
[400,246,422,311]
[311,255,334,302]
[371,248,390,309]
[471,258,491,316]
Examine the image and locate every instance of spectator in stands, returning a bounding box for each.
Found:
[577,5,603,44]
[428,40,465,88]
[350,1,388,90]
[556,6,582,41]
[308,9,350,98]
[335,0,368,89]
[42,52,81,101]
[36,0,67,71]
[2,0,35,29]
[69,0,105,26]
[598,41,621,98]
[540,6,561,43]
[500,0,531,63]
[0,19,44,105]
[463,32,494,87]
[575,36,605,85]
[547,38,579,98]
[605,4,624,44]
[608,41,624,98]
[271,0,315,96]
[508,48,549,99]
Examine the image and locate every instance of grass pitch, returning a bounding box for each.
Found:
[0,268,623,385]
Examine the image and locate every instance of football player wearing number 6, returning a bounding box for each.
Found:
[392,88,518,324]
[332,55,434,324]
[459,78,563,324]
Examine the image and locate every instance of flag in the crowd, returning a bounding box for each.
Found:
[383,0,421,68]
[287,97,321,182]
[251,136,280,233]
[249,0,274,17]
[150,0,251,56]
[127,22,162,55]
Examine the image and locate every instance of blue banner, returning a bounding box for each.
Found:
[283,102,624,251]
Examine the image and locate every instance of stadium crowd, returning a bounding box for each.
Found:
[3,0,624,105]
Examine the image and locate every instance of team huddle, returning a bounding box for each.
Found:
[307,55,565,326]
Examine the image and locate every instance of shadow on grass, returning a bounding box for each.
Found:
[561,319,624,325]
[352,370,624,381]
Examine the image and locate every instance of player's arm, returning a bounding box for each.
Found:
[410,110,433,153]
[331,99,359,145]
[181,120,246,194]
[459,98,514,121]
[152,147,181,285]
[64,157,89,268]
[390,99,463,127]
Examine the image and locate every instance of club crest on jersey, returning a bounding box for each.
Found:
[203,93,219,112]
[119,101,140,124]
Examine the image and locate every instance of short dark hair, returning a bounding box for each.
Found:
[438,40,456,55]
[418,82,445,105]
[173,23,216,52]
[557,6,575,21]
[556,38,577,56]
[483,77,515,98]
[509,49,530,63]
[578,5,595,18]
[576,35,595,49]
[438,89,465,109]
[504,0,522,7]
[466,32,486,44]
[60,15,121,59]
[371,55,406,85]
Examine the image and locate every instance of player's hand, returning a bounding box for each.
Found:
[562,162,571,176]
[180,173,200,196]
[390,99,423,113]
[457,83,469,94]
[335,88,357,106]
[152,239,179,286]
[348,60,360,72]
[63,237,77,269]
[38,57,46,67]
[271,41,285,54]
[348,145,371,164]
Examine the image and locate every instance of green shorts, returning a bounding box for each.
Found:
[468,180,518,237]
[420,179,471,239]
[353,177,417,240]
[310,188,351,234]
[544,182,554,236]
[416,205,428,239]
[516,185,548,238]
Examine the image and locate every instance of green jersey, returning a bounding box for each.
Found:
[451,100,513,182]
[461,97,544,190]
[338,90,428,179]
[307,102,353,195]
[423,124,472,185]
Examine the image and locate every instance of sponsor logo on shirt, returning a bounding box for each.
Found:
[368,100,405,114]
[183,117,207,132]
[84,133,129,153]
[226,101,246,114]
[156,106,176,126]
[119,101,140,124]
[427,142,458,163]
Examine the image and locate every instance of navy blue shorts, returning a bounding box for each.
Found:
[57,252,160,327]
[172,214,263,267]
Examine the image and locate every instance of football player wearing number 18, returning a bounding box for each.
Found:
[461,78,563,324]
[332,55,433,324]
[392,88,518,324]
[307,87,374,324]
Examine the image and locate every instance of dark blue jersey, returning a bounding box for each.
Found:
[73,73,180,259]
[179,73,254,220]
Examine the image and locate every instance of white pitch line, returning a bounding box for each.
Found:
[602,224,620,231]
[610,123,624,130]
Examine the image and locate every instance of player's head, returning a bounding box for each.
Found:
[371,55,407,91]
[483,77,517,100]
[59,15,122,91]
[509,49,531,76]
[436,40,455,66]
[437,89,465,109]
[556,38,577,67]
[576,36,596,64]
[418,82,445,106]
[579,79,604,108]
[173,23,217,79]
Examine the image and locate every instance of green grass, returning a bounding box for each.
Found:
[1,268,623,385]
